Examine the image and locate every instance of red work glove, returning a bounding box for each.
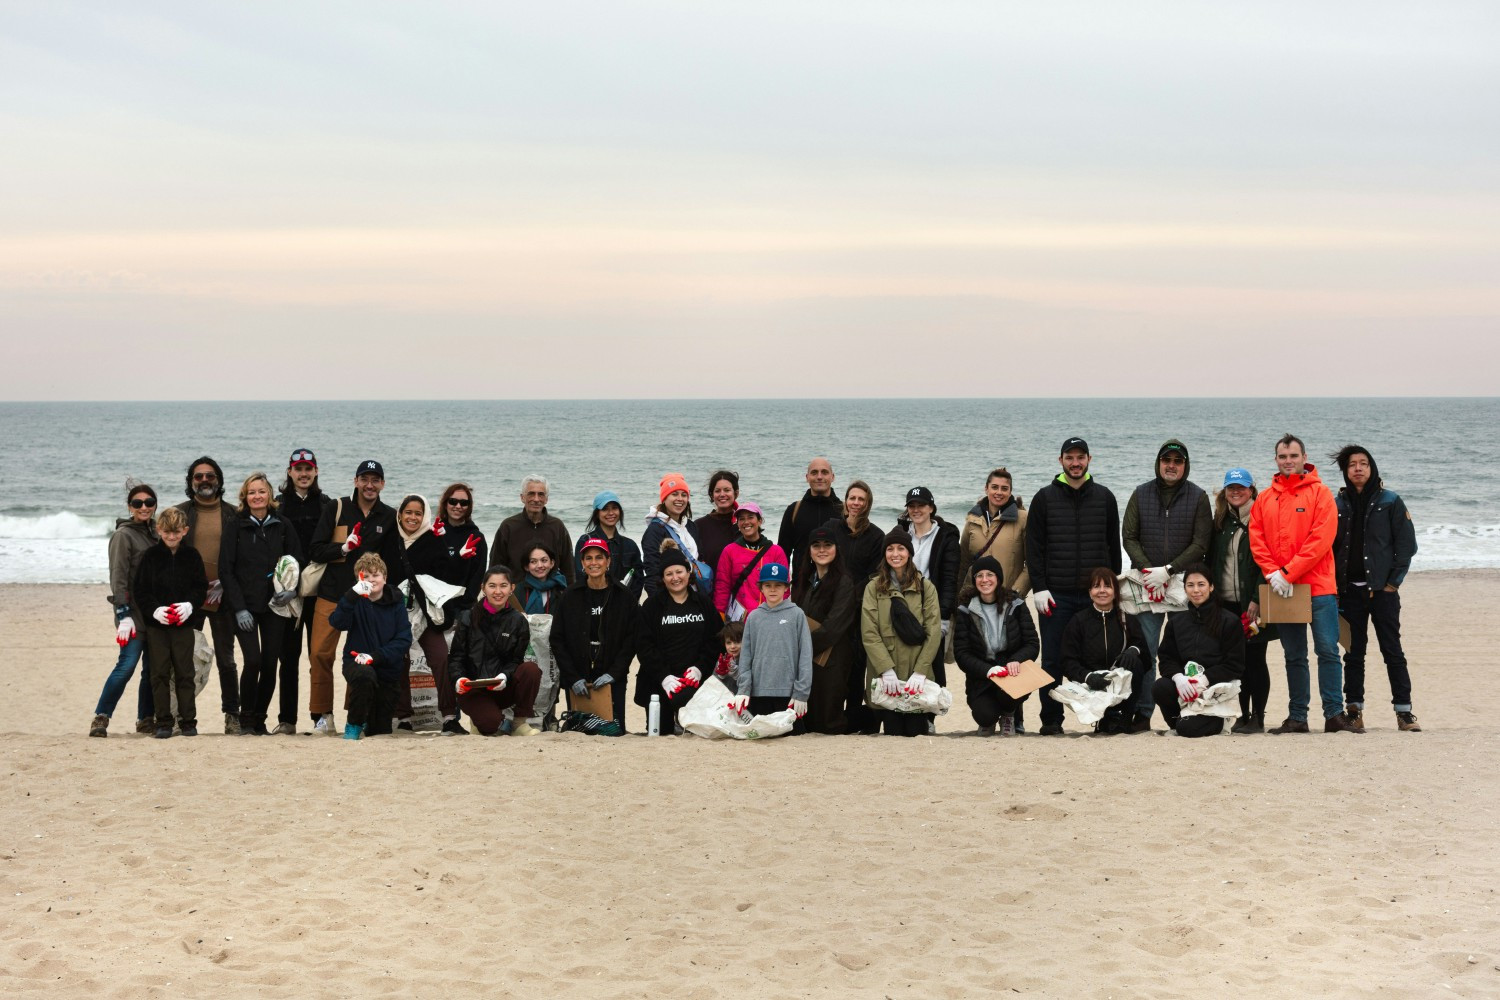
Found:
[431,519,446,537]
[459,534,480,559]
[342,522,363,554]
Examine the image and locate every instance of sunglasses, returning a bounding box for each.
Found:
[129,497,157,509]
[193,473,218,481]
[446,498,472,507]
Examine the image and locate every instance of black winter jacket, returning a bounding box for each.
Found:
[952,596,1039,699]
[635,588,722,707]
[552,581,640,690]
[406,524,488,627]
[276,488,332,568]
[574,528,644,602]
[133,543,210,630]
[824,516,887,586]
[1026,475,1121,593]
[777,490,844,570]
[449,603,531,685]
[220,511,303,615]
[309,496,405,601]
[897,516,962,617]
[1334,486,1417,591]
[1058,603,1150,683]
[1157,601,1245,687]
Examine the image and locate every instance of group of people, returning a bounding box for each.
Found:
[90,433,1420,741]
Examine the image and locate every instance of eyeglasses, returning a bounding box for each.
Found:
[192,473,218,482]
[129,498,157,509]
[447,498,472,507]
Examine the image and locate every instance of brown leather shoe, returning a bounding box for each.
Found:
[1396,711,1422,732]
[1269,717,1310,734]
[1344,706,1364,730]
[1324,712,1365,733]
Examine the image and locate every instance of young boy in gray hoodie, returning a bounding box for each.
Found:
[730,561,812,734]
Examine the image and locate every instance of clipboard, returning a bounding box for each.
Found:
[991,659,1053,699]
[1258,584,1311,624]
[567,682,614,721]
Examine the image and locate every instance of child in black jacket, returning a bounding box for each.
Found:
[133,506,209,737]
[328,554,413,739]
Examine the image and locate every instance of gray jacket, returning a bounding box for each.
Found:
[108,517,158,629]
[737,598,813,701]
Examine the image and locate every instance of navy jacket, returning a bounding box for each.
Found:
[1334,486,1417,591]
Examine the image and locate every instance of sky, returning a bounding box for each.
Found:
[1,1,1497,399]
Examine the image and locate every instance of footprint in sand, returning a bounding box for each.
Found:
[1002,803,1067,821]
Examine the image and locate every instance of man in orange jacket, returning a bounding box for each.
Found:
[1248,434,1362,734]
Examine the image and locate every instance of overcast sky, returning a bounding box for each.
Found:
[2,1,1496,398]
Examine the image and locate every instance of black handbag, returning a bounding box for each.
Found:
[888,589,929,646]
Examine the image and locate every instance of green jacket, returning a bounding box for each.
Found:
[861,574,942,693]
[1208,506,1277,643]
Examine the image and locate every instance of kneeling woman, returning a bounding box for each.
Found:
[952,556,1038,736]
[1151,563,1245,737]
[448,566,543,737]
[1059,567,1150,734]
[637,550,723,734]
[861,528,943,737]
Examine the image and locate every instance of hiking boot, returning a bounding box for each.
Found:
[1039,723,1065,736]
[180,724,198,737]
[1269,717,1310,734]
[442,719,469,736]
[511,721,540,737]
[1231,714,1265,734]
[1344,706,1365,730]
[271,722,296,736]
[224,713,241,736]
[976,723,996,738]
[135,718,155,734]
[1324,712,1365,734]
[154,726,173,739]
[1396,711,1422,732]
[89,714,109,738]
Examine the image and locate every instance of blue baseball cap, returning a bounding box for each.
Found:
[1223,468,1254,488]
[759,561,790,584]
[592,490,622,510]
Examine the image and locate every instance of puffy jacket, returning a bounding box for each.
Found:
[956,500,1030,596]
[897,515,961,617]
[1026,475,1121,593]
[1334,486,1417,591]
[1248,464,1337,597]
[1122,439,1212,572]
[860,574,943,690]
[449,603,531,685]
[133,542,210,630]
[220,510,303,615]
[952,596,1039,700]
[328,586,413,684]
[108,517,159,630]
[1157,601,1245,687]
[635,588,722,707]
[1058,603,1150,683]
[552,581,640,689]
[713,537,788,618]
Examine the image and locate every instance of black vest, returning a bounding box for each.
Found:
[1132,479,1205,568]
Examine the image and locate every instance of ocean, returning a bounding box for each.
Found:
[1,398,1494,584]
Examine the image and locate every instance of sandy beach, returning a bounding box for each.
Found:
[3,572,1498,998]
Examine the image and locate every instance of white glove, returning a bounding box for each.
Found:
[1143,566,1170,600]
[727,694,750,715]
[115,620,136,646]
[1173,672,1205,703]
[662,675,684,696]
[1268,570,1294,599]
[683,667,702,686]
[352,577,375,598]
[353,652,374,666]
[488,674,506,692]
[341,521,363,555]
[1032,590,1056,616]
[152,606,173,625]
[879,670,902,696]
[986,664,1011,679]
[904,671,926,696]
[788,699,808,718]
[171,602,192,620]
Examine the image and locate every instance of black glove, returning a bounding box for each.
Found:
[1115,646,1142,672]
[1085,671,1110,691]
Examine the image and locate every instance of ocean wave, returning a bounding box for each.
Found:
[0,511,115,540]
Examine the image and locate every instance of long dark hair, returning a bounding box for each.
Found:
[1178,562,1224,639]
[585,499,625,534]
[792,538,849,606]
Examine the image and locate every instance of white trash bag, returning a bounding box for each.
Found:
[1181,680,1242,718]
[1116,569,1188,615]
[269,555,302,621]
[866,675,953,715]
[1048,667,1133,725]
[679,676,796,740]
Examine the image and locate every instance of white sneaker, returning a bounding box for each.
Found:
[313,715,336,736]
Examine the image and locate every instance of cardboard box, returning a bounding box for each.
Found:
[991,659,1054,699]
[1258,583,1312,624]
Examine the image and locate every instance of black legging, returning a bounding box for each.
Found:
[1224,599,1271,719]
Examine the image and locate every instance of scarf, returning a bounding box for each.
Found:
[521,570,567,614]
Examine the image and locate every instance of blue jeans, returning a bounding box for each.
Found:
[1278,594,1343,721]
[1132,610,1166,720]
[94,633,154,719]
[1037,589,1093,728]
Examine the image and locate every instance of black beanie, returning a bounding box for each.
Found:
[970,555,1004,586]
[883,528,914,557]
[658,548,691,576]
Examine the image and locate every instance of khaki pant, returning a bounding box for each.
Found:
[308,597,342,717]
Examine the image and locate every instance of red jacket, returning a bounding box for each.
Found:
[1248,464,1338,597]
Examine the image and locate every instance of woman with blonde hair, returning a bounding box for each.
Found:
[220,472,302,735]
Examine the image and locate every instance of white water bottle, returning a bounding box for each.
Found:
[648,694,661,736]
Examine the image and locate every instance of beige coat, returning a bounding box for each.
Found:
[956,503,1030,596]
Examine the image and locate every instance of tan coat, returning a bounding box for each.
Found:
[956,502,1030,596]
[861,574,942,696]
